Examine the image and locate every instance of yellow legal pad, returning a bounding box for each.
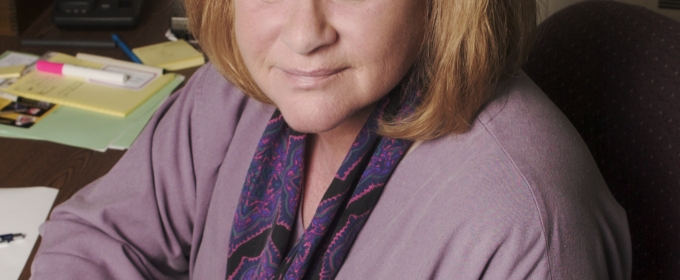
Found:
[4,53,175,117]
[132,40,205,71]
[0,65,26,78]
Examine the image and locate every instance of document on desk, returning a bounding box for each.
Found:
[0,75,184,151]
[0,187,59,280]
[3,52,175,117]
[0,51,38,85]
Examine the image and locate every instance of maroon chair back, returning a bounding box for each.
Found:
[523,2,680,279]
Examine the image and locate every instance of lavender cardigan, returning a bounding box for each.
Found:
[32,64,631,279]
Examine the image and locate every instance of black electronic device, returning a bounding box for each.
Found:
[52,0,144,29]
[170,0,190,40]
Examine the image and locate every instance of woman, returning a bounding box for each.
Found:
[32,0,631,278]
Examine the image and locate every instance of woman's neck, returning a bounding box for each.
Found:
[301,106,374,229]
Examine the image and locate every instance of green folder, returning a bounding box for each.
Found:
[0,75,184,151]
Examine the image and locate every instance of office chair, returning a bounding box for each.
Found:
[523,1,680,279]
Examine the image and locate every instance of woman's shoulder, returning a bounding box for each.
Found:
[406,70,617,220]
[469,70,606,206]
[477,70,585,151]
[180,63,250,107]
[149,63,275,170]
[174,63,275,139]
[421,70,602,190]
[390,72,629,278]
[408,70,596,193]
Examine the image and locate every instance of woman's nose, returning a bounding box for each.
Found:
[280,0,338,55]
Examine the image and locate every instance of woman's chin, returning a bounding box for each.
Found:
[276,100,376,136]
[278,110,345,135]
[283,117,340,134]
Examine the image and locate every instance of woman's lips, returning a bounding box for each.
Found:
[279,67,347,89]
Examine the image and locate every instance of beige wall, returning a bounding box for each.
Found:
[538,0,680,21]
[616,0,680,20]
[537,0,584,20]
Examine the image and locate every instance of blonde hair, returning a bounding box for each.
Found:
[185,0,536,141]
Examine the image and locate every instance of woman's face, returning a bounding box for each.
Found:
[235,0,427,134]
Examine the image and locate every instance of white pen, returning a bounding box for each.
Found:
[36,60,129,85]
[76,53,163,75]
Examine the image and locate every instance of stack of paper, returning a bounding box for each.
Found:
[0,51,37,84]
[0,51,185,151]
[0,65,24,78]
[132,40,205,71]
[4,52,176,117]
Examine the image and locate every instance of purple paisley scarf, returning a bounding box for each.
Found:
[227,87,417,280]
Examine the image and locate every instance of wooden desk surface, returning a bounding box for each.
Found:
[0,1,199,278]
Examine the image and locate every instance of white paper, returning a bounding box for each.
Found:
[0,53,39,85]
[100,65,157,89]
[0,53,38,68]
[0,187,59,280]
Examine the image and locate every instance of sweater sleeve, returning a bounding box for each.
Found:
[31,64,249,279]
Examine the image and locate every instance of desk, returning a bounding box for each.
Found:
[0,1,199,278]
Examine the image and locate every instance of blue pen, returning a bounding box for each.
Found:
[0,233,25,244]
[112,33,143,64]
